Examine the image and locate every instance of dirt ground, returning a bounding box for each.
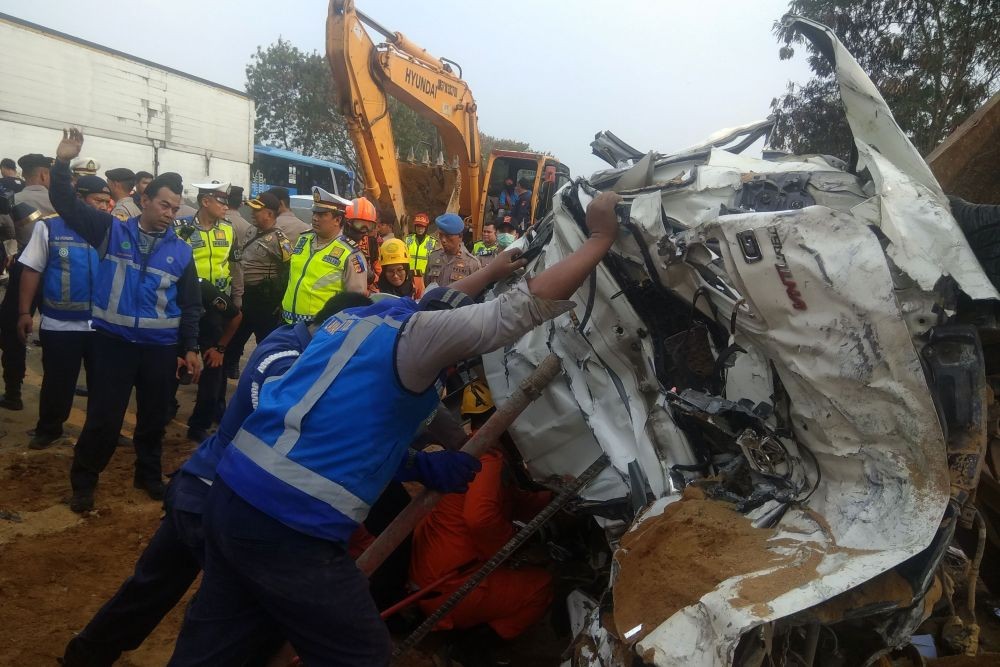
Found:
[0,336,564,666]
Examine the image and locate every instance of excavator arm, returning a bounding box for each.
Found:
[327,0,481,228]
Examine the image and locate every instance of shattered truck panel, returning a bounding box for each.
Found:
[483,15,991,667]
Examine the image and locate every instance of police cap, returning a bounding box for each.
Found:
[72,158,101,176]
[247,192,280,213]
[311,186,350,214]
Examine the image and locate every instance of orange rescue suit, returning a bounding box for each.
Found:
[409,450,553,639]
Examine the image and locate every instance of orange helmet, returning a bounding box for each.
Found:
[413,212,429,227]
[346,197,378,223]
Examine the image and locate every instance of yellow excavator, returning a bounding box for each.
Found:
[326,0,570,236]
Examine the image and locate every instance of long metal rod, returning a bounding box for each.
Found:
[356,353,564,577]
[392,455,608,659]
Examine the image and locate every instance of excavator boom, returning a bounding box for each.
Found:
[327,0,481,229]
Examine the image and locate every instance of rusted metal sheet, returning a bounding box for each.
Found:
[928,92,1000,204]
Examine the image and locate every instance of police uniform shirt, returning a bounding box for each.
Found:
[336,237,369,295]
[276,210,311,245]
[226,210,255,247]
[14,185,55,252]
[424,245,482,289]
[239,227,292,285]
[111,196,142,221]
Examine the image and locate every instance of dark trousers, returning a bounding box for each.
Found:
[188,363,226,432]
[35,329,95,439]
[168,479,390,667]
[223,282,282,372]
[63,477,204,667]
[0,263,27,396]
[70,333,178,493]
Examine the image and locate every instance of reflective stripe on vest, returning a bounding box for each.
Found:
[91,219,190,344]
[280,235,357,323]
[91,254,181,329]
[187,221,234,292]
[406,234,437,274]
[472,241,498,257]
[41,216,99,320]
[230,314,400,521]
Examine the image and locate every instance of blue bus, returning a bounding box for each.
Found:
[250,145,354,198]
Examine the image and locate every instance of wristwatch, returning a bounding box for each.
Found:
[214,344,226,353]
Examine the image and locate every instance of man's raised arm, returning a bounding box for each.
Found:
[51,128,113,250]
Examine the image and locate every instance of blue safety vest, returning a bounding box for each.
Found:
[40,216,99,321]
[216,297,439,543]
[92,217,193,345]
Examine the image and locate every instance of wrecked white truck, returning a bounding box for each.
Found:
[481,16,997,667]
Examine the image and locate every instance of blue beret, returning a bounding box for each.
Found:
[435,213,465,235]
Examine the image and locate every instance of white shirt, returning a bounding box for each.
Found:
[18,221,94,333]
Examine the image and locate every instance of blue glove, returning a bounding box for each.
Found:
[411,450,482,493]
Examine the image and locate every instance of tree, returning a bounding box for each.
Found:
[770,1,1000,160]
[245,39,356,172]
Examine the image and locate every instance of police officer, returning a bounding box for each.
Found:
[177,182,242,298]
[472,221,500,264]
[187,279,242,443]
[15,175,110,449]
[268,186,311,244]
[280,187,366,323]
[425,213,482,289]
[223,191,291,378]
[108,168,141,221]
[223,186,252,319]
[0,153,55,410]
[405,212,437,283]
[167,190,624,666]
[52,128,203,513]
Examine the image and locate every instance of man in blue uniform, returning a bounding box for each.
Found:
[16,175,110,449]
[52,128,204,512]
[167,189,623,666]
[62,292,477,667]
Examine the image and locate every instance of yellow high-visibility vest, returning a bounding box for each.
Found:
[281,233,360,323]
[405,233,438,275]
[185,220,235,292]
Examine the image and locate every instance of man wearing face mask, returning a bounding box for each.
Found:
[50,128,204,513]
[424,213,482,289]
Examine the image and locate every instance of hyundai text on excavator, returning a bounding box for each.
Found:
[326,0,569,237]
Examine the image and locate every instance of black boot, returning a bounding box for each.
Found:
[0,384,23,410]
[69,488,95,513]
[133,476,166,501]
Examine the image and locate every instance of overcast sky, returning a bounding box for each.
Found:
[3,0,814,174]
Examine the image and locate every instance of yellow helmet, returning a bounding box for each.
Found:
[380,238,409,267]
[461,379,495,415]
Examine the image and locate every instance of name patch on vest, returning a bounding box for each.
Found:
[323,317,355,335]
[322,254,341,266]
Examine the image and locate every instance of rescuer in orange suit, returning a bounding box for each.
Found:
[410,379,553,661]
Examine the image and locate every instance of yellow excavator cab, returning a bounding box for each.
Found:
[480,151,571,232]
